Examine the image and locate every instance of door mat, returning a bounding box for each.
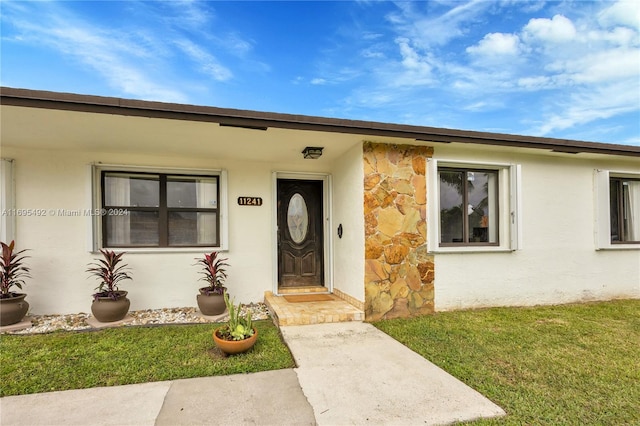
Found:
[283,294,335,303]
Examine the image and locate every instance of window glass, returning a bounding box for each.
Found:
[467,172,498,243]
[102,171,219,248]
[439,171,463,243]
[611,178,640,243]
[610,179,620,242]
[104,173,159,207]
[167,176,217,208]
[439,168,499,245]
[105,211,159,246]
[622,180,640,242]
[287,193,309,244]
[168,212,217,246]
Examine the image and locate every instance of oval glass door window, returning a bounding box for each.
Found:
[287,193,308,243]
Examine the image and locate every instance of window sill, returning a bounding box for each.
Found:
[429,246,515,254]
[596,244,640,251]
[92,247,226,254]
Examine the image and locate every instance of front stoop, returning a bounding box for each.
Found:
[264,291,364,326]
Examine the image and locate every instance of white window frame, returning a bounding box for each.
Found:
[427,159,522,253]
[1,158,16,242]
[594,169,640,250]
[89,164,228,253]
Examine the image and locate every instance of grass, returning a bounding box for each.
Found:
[374,299,640,425]
[0,320,295,397]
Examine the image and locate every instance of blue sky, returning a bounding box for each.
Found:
[1,1,639,145]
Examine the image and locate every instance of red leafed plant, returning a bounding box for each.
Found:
[87,249,132,299]
[0,240,31,299]
[195,251,229,295]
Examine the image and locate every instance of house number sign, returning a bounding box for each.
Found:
[237,197,263,206]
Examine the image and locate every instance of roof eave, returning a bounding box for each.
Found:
[2,86,639,158]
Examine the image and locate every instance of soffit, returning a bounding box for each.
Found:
[1,105,397,162]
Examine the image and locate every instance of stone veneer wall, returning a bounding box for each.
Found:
[363,142,435,321]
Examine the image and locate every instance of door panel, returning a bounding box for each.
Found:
[277,179,324,287]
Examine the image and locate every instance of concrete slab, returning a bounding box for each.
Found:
[193,310,227,322]
[155,370,315,426]
[0,317,32,333]
[0,381,171,426]
[86,314,134,329]
[281,322,505,426]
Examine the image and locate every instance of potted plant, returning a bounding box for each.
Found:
[195,251,229,315]
[213,292,258,355]
[87,249,132,323]
[0,240,31,326]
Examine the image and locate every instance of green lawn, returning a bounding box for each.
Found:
[374,299,640,425]
[3,300,639,425]
[0,320,295,397]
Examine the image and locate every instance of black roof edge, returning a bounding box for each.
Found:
[2,86,639,157]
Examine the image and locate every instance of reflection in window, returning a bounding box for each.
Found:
[105,173,159,207]
[439,168,498,245]
[610,178,640,243]
[167,176,217,208]
[102,172,219,248]
[168,212,217,246]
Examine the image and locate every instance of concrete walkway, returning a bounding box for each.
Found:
[281,322,504,425]
[0,322,504,426]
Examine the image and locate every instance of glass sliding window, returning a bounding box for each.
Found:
[439,170,464,243]
[103,173,160,246]
[439,168,499,245]
[102,172,219,248]
[610,178,640,243]
[167,176,218,246]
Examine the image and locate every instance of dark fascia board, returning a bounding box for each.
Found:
[2,86,639,157]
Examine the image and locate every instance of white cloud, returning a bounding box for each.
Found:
[466,33,522,56]
[397,38,431,72]
[311,78,327,85]
[352,1,638,142]
[223,33,253,56]
[523,14,577,43]
[598,0,640,29]
[164,0,213,30]
[517,75,553,90]
[389,37,435,86]
[587,27,638,47]
[564,48,639,83]
[20,11,188,102]
[462,99,505,112]
[361,48,385,58]
[388,0,491,48]
[534,79,640,136]
[0,1,250,101]
[174,39,233,82]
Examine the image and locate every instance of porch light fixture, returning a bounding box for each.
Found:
[302,146,324,159]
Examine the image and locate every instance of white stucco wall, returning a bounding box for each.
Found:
[3,146,337,315]
[3,100,638,316]
[331,142,365,303]
[431,146,640,310]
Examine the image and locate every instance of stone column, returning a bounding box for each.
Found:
[363,142,435,321]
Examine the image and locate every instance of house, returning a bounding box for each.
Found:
[1,87,639,321]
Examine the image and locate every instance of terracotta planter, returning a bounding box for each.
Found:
[197,288,226,315]
[0,293,29,326]
[213,327,258,355]
[91,291,130,323]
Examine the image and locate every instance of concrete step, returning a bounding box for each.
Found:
[264,291,364,326]
[277,286,329,294]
